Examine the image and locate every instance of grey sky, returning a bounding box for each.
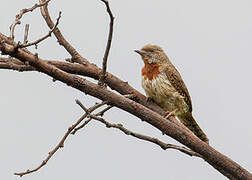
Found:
[1,0,251,179]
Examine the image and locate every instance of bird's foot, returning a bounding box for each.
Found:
[146,96,155,103]
[164,109,177,119]
[124,94,137,99]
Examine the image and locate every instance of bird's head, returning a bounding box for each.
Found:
[134,44,168,65]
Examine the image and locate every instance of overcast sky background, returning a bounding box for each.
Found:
[1,1,252,179]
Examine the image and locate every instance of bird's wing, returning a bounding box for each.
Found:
[165,64,192,112]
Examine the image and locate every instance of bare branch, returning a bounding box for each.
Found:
[95,105,113,117]
[71,118,92,135]
[0,32,152,113]
[99,0,115,87]
[39,0,88,65]
[19,12,62,48]
[0,57,34,71]
[14,99,107,177]
[89,114,201,157]
[10,0,51,39]
[75,99,89,113]
[76,99,108,113]
[77,99,198,159]
[74,94,135,134]
[23,24,29,44]
[14,113,89,176]
[72,104,113,134]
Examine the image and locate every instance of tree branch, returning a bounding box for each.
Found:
[39,0,88,65]
[14,100,108,177]
[23,24,29,44]
[89,114,201,157]
[72,104,113,135]
[98,0,115,87]
[18,11,62,48]
[0,30,161,118]
[0,57,34,71]
[9,0,51,39]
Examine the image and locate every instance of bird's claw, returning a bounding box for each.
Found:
[146,96,154,103]
[164,110,177,119]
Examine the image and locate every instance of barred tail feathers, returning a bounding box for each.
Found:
[179,113,209,143]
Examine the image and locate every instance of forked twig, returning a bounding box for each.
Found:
[98,0,115,87]
[19,12,62,48]
[39,0,88,65]
[14,99,107,177]
[10,0,51,39]
[71,118,92,135]
[96,105,113,116]
[72,104,113,134]
[89,114,201,158]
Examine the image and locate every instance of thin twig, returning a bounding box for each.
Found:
[14,113,89,176]
[89,114,201,158]
[73,94,138,134]
[98,0,115,87]
[76,99,108,113]
[14,99,107,177]
[39,0,88,65]
[19,12,62,48]
[71,118,92,135]
[96,105,113,117]
[10,0,51,39]
[72,105,113,134]
[78,96,181,155]
[23,24,29,44]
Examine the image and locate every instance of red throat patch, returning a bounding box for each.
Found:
[141,59,160,80]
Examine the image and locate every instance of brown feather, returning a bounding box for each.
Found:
[164,64,192,112]
[178,112,209,143]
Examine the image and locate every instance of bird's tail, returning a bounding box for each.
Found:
[178,112,209,143]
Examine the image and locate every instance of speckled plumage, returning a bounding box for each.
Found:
[135,44,209,143]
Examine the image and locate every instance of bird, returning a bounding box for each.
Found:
[135,44,209,143]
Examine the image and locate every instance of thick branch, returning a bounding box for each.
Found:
[0,57,34,71]
[0,32,162,118]
[0,41,251,179]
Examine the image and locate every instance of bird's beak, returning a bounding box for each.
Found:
[134,50,146,57]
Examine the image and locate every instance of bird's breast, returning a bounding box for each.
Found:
[142,71,175,103]
[142,72,188,114]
